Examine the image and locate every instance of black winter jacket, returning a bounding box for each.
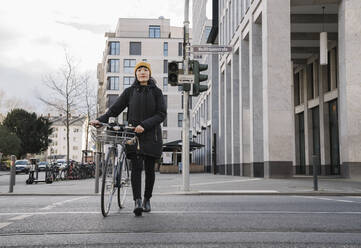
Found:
[97,78,167,158]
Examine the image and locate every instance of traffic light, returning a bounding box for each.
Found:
[190,60,208,96]
[168,61,179,86]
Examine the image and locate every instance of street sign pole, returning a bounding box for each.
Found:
[182,0,190,191]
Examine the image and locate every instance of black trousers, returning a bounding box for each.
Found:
[131,155,155,201]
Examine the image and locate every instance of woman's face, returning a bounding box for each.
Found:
[136,67,150,82]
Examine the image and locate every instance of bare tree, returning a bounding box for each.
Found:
[79,73,97,163]
[39,52,83,166]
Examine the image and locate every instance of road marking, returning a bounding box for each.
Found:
[199,190,279,193]
[172,178,261,187]
[40,196,89,210]
[8,214,33,221]
[293,196,358,203]
[0,222,12,229]
[1,210,361,216]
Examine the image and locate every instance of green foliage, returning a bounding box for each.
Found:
[0,126,21,156]
[2,109,53,158]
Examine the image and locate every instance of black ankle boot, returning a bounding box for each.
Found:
[142,198,151,212]
[133,199,143,216]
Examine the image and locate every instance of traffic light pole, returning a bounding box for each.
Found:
[182,0,190,191]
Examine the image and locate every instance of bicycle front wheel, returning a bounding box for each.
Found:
[101,148,116,217]
[117,152,130,209]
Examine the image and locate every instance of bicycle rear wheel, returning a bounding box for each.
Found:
[117,152,130,209]
[101,148,116,217]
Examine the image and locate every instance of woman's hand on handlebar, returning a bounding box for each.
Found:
[134,125,144,134]
[89,120,102,128]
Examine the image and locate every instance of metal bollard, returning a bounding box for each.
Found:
[312,154,318,191]
[9,155,16,193]
[95,151,100,194]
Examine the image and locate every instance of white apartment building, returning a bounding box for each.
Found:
[97,17,187,148]
[192,0,361,179]
[47,115,86,162]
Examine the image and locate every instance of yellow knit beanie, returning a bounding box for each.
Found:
[134,61,152,77]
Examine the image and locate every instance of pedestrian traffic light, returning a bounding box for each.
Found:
[168,61,179,86]
[190,60,208,96]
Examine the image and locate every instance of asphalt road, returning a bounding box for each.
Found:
[0,194,361,247]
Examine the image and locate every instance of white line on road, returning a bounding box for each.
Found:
[172,178,261,187]
[1,210,361,216]
[40,196,89,210]
[199,190,279,193]
[0,222,12,229]
[292,196,358,203]
[8,214,33,221]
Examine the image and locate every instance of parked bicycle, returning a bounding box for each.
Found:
[91,121,136,217]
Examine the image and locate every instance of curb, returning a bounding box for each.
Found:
[0,193,100,196]
[1,192,361,197]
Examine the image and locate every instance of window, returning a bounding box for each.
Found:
[123,59,136,74]
[163,42,168,56]
[163,95,168,108]
[163,77,168,91]
[307,63,314,99]
[149,25,160,38]
[109,42,120,55]
[107,77,119,90]
[122,112,128,125]
[74,128,79,133]
[107,94,118,108]
[178,42,183,56]
[108,59,119,72]
[142,59,147,62]
[163,130,168,139]
[124,77,135,89]
[327,51,331,91]
[163,60,168,73]
[181,95,183,109]
[129,42,141,55]
[73,146,78,150]
[178,113,183,127]
[163,117,167,127]
[204,26,211,41]
[294,72,300,106]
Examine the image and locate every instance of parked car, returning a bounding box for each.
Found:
[15,160,31,174]
[38,161,49,171]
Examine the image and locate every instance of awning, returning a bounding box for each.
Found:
[163,140,205,152]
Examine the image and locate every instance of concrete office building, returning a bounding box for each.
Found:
[97,18,186,151]
[193,0,361,178]
[191,0,220,173]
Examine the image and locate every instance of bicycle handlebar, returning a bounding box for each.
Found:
[91,122,135,132]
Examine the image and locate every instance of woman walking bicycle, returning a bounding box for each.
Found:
[91,62,166,216]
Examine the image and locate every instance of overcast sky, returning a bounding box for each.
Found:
[0,0,210,115]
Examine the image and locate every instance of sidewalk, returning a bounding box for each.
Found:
[1,173,361,196]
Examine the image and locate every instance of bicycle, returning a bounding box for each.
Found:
[91,121,136,217]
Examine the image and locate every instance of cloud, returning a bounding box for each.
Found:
[0,25,22,48]
[31,36,55,46]
[55,21,111,34]
[0,62,53,114]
